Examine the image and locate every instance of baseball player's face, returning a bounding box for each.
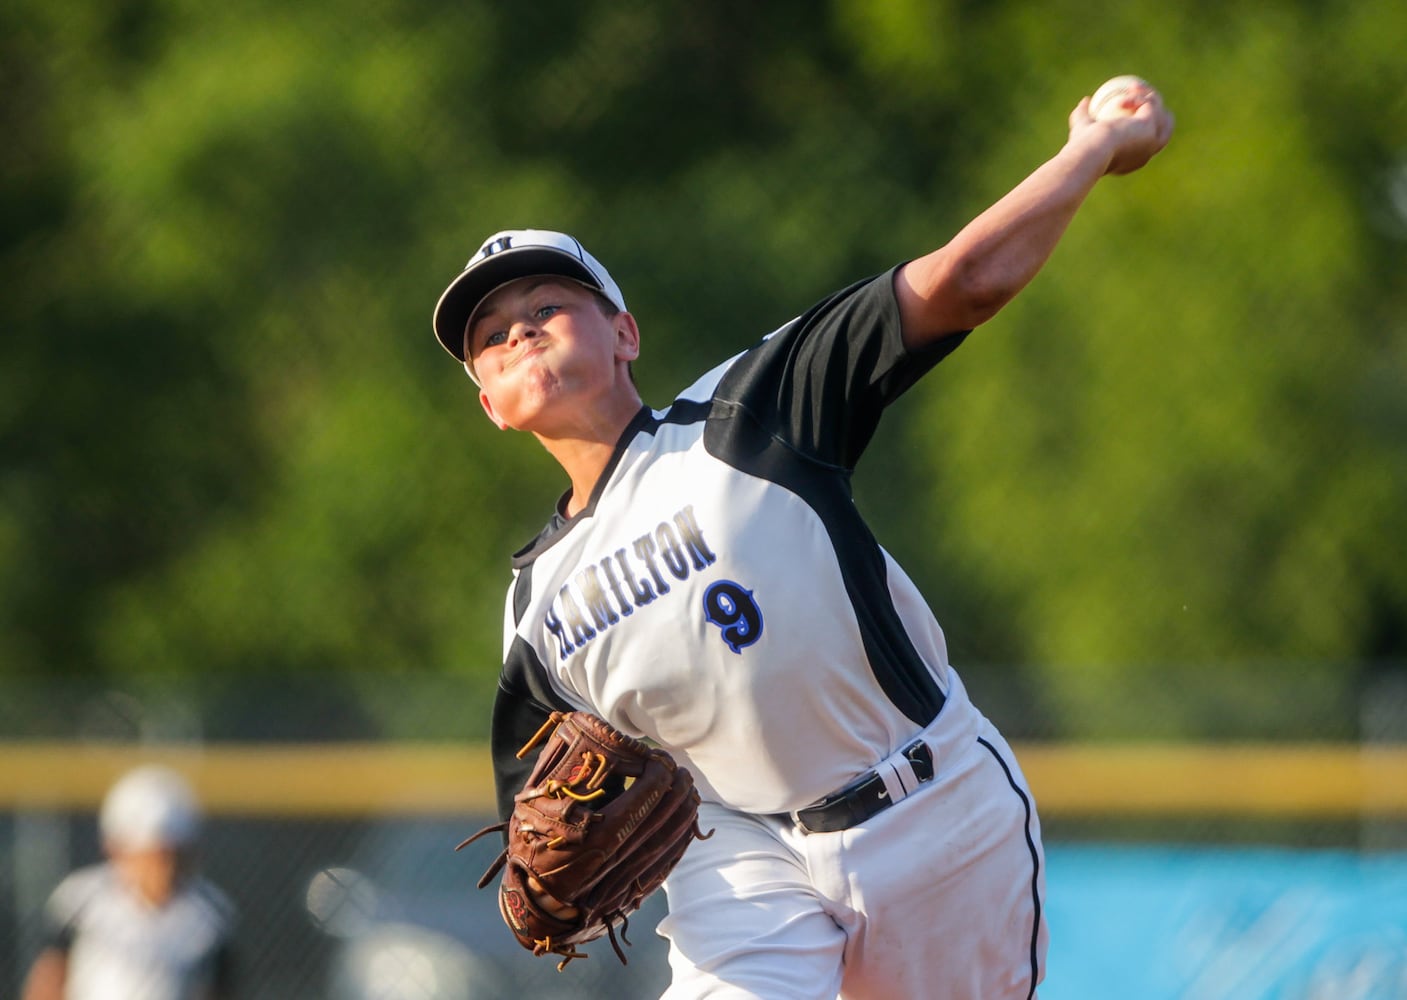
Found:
[468,277,640,433]
[110,844,187,907]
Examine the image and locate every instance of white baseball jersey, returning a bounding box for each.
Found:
[38,862,237,1000]
[488,267,971,816]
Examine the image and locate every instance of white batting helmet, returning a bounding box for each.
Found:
[99,764,202,850]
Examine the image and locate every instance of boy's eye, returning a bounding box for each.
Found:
[535,304,560,320]
[483,330,508,348]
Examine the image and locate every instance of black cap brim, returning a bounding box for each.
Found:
[432,248,603,362]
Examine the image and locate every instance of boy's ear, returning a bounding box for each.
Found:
[615,312,641,362]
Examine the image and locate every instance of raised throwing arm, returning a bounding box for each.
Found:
[896,81,1174,348]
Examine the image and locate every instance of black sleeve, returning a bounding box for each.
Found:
[489,635,574,824]
[716,266,968,470]
[45,921,76,953]
[209,940,236,1000]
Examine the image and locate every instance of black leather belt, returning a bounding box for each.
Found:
[788,740,935,835]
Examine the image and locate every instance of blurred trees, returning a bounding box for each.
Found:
[1,0,1404,739]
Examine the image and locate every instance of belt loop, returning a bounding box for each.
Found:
[877,759,912,801]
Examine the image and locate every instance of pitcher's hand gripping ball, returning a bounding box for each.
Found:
[1089,74,1154,120]
[458,711,712,970]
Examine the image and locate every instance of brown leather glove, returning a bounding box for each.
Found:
[459,711,711,970]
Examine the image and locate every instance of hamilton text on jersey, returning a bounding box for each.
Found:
[542,504,717,661]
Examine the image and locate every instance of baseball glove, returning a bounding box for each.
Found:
[457,711,711,970]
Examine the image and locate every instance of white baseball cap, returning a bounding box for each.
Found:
[431,229,627,382]
[99,765,202,851]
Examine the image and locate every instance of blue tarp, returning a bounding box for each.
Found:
[1042,844,1407,1000]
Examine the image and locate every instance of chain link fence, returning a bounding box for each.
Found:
[3,671,1404,998]
[0,675,676,999]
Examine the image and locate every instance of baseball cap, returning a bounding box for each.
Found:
[99,764,202,851]
[432,229,628,380]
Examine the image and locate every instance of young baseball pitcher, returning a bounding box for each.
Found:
[434,82,1173,998]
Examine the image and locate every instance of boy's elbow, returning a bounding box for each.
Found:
[941,258,1016,330]
[897,254,1016,343]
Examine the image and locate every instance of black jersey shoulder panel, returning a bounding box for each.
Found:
[490,636,574,823]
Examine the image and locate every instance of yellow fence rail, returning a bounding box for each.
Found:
[1,742,1405,818]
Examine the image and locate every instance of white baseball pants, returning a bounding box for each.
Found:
[657,674,1047,999]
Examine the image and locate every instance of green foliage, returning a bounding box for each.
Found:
[1,0,1404,740]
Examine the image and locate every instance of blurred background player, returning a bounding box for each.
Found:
[21,764,238,1000]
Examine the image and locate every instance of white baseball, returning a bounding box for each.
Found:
[1089,75,1151,120]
